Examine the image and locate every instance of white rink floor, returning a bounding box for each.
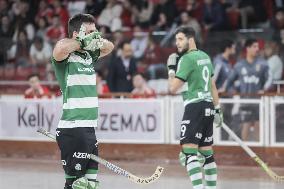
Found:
[0,158,283,189]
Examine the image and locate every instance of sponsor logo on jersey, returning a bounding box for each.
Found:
[204,136,213,142]
[198,92,212,100]
[62,160,66,166]
[195,133,202,139]
[197,59,211,66]
[78,67,94,72]
[181,120,190,125]
[75,163,82,171]
[205,108,215,116]
[73,152,91,159]
[56,131,60,137]
[243,75,259,84]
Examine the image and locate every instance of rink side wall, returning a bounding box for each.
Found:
[0,141,283,167]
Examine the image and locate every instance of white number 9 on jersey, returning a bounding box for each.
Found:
[202,66,210,91]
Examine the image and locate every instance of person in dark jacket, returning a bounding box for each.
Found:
[107,41,137,92]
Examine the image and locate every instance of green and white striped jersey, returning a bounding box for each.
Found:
[51,50,100,128]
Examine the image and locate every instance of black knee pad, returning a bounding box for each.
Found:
[203,154,215,165]
[65,178,76,189]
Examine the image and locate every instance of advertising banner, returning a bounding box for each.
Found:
[0,99,61,140]
[97,99,164,143]
[170,99,184,144]
[0,99,165,143]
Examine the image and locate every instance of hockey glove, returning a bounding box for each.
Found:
[167,53,179,77]
[214,104,223,128]
[76,25,103,51]
[88,180,99,189]
[72,177,88,189]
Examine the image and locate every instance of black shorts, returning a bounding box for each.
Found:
[180,101,215,147]
[240,104,259,123]
[56,127,98,177]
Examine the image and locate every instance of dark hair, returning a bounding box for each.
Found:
[133,72,149,81]
[220,39,234,53]
[119,40,131,49]
[18,29,28,38]
[244,38,258,48]
[34,36,43,44]
[68,14,96,38]
[96,70,103,78]
[175,26,196,39]
[27,73,40,80]
[53,14,60,18]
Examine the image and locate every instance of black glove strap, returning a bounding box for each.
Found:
[168,65,177,72]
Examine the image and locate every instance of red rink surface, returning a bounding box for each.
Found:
[1,158,284,189]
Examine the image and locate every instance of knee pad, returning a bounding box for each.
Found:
[197,152,205,166]
[185,153,198,166]
[199,150,215,165]
[182,147,198,166]
[179,151,205,166]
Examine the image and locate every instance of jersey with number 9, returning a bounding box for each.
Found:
[175,49,214,104]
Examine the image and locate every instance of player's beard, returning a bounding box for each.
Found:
[177,42,189,56]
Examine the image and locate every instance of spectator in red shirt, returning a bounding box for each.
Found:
[52,0,69,27]
[46,14,65,45]
[24,74,51,99]
[131,73,156,98]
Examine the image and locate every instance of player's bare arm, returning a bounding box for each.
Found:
[53,38,81,61]
[211,79,220,106]
[211,78,223,127]
[168,76,184,94]
[99,39,114,58]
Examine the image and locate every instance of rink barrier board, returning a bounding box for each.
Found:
[0,97,284,146]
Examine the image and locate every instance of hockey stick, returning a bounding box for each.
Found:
[37,128,164,185]
[222,123,284,182]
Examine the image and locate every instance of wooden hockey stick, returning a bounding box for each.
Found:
[222,123,284,182]
[37,128,164,185]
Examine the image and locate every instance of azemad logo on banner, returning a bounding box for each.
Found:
[97,99,165,143]
[0,100,61,140]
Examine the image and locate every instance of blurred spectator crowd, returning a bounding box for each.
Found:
[1,0,284,97]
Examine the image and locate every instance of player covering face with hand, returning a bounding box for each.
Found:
[168,26,222,189]
[52,14,114,189]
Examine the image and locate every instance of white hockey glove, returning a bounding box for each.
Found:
[75,25,103,51]
[167,53,179,78]
[214,104,223,128]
